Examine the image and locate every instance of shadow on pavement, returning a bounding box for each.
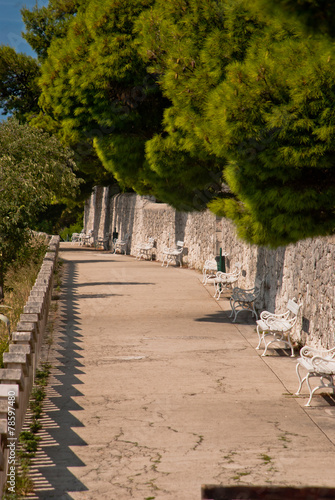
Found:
[194,311,232,324]
[66,281,155,288]
[27,260,88,499]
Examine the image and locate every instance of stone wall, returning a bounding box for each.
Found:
[84,187,335,349]
[0,236,60,495]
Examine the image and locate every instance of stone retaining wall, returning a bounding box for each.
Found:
[84,188,335,349]
[0,235,60,495]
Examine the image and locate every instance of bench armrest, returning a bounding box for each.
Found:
[300,345,335,359]
[311,356,335,374]
[260,310,289,321]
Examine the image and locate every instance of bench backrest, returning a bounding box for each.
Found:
[287,299,302,317]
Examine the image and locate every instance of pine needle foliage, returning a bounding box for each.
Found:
[37,0,177,202]
[21,0,85,60]
[244,0,335,38]
[207,26,335,246]
[34,0,335,246]
[135,0,263,209]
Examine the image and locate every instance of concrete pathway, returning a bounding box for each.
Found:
[27,243,335,499]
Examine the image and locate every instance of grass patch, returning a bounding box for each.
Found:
[232,471,251,481]
[260,453,272,464]
[0,235,48,367]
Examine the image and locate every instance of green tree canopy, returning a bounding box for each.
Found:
[21,0,85,60]
[0,119,80,299]
[38,0,164,194]
[245,0,335,37]
[205,26,335,246]
[33,0,335,246]
[0,46,40,120]
[135,0,264,209]
[137,0,335,246]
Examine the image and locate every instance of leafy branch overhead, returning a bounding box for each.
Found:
[2,0,335,247]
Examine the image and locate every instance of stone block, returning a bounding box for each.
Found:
[11,332,33,349]
[2,353,28,376]
[0,371,23,389]
[20,313,39,324]
[16,322,38,342]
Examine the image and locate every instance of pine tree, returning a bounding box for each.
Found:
[21,0,85,60]
[34,0,335,246]
[207,25,335,246]
[38,0,166,197]
[135,0,263,209]
[245,0,335,38]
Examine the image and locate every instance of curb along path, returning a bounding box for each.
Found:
[27,243,335,499]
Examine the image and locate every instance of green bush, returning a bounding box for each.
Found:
[59,221,83,242]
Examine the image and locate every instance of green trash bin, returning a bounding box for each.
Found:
[215,248,226,273]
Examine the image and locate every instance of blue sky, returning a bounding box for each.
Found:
[0,0,41,118]
[0,0,40,58]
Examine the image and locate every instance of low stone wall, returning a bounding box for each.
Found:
[84,188,335,349]
[0,235,60,495]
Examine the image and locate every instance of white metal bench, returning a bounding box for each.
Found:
[256,298,302,357]
[82,229,94,247]
[229,278,262,322]
[202,259,217,284]
[295,345,335,406]
[113,233,130,254]
[71,229,85,245]
[136,237,155,260]
[96,233,110,250]
[71,232,80,244]
[162,240,184,267]
[206,263,242,300]
[202,252,229,285]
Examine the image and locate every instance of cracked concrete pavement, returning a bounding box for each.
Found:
[27,243,335,499]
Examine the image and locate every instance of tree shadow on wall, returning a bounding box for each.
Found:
[255,246,286,313]
[112,193,137,254]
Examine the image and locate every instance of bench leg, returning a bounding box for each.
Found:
[306,374,335,406]
[251,304,258,321]
[261,332,295,357]
[230,300,257,323]
[229,297,235,318]
[215,282,225,300]
[232,309,243,323]
[261,334,272,356]
[305,373,318,407]
[295,363,307,396]
[213,283,220,299]
[256,325,265,350]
